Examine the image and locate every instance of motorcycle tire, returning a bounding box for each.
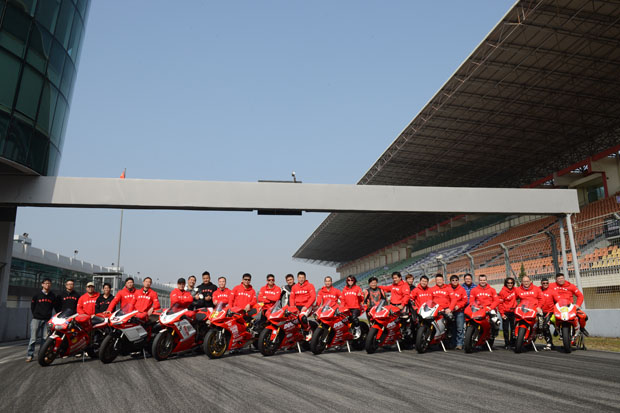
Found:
[416,325,431,354]
[258,328,280,356]
[38,337,59,366]
[562,323,572,354]
[514,326,526,354]
[365,327,380,354]
[464,324,476,354]
[352,323,369,351]
[99,335,120,364]
[152,330,175,361]
[310,327,329,355]
[204,329,228,359]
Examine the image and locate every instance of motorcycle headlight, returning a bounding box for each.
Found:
[55,325,63,331]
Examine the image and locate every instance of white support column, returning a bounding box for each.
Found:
[0,207,16,308]
[565,213,585,309]
[558,217,569,276]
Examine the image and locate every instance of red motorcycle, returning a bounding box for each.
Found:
[463,300,494,353]
[38,309,108,366]
[99,305,159,363]
[152,304,211,361]
[514,303,539,353]
[365,300,411,354]
[203,303,255,358]
[415,300,450,353]
[310,302,368,354]
[552,299,586,353]
[258,301,317,356]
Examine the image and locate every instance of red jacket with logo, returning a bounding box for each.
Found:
[498,286,517,315]
[170,288,193,309]
[410,285,433,309]
[107,287,137,312]
[290,281,316,308]
[540,287,555,313]
[430,284,456,311]
[341,285,363,310]
[231,284,258,309]
[77,292,100,316]
[550,281,584,307]
[450,284,468,311]
[469,284,500,309]
[213,288,232,306]
[258,285,282,309]
[317,286,342,306]
[132,288,161,313]
[379,281,410,306]
[515,284,543,309]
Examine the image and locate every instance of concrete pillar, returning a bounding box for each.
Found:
[0,207,16,308]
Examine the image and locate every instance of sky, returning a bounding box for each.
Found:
[14,0,515,287]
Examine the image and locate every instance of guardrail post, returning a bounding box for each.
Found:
[500,243,510,278]
[558,217,569,276]
[465,252,475,276]
[545,230,560,275]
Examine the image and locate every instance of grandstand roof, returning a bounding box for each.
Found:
[294,0,620,265]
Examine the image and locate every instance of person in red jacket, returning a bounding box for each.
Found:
[290,271,316,340]
[550,273,588,333]
[317,276,341,307]
[76,282,100,324]
[515,275,543,311]
[231,273,258,321]
[379,272,410,311]
[469,275,501,333]
[410,275,433,310]
[106,278,137,313]
[342,276,363,338]
[213,276,232,307]
[258,274,282,311]
[430,274,456,314]
[540,278,555,350]
[498,277,517,349]
[170,278,194,309]
[449,275,468,350]
[131,277,161,321]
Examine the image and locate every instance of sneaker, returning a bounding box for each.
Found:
[25,356,33,362]
[455,345,462,350]
[304,330,312,341]
[553,330,559,337]
[544,344,552,351]
[353,326,361,339]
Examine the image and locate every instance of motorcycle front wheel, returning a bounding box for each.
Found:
[152,330,175,361]
[258,328,280,356]
[99,335,120,364]
[561,323,572,354]
[204,329,228,359]
[38,337,60,366]
[310,326,330,355]
[514,325,526,354]
[365,327,380,354]
[416,325,431,354]
[464,324,477,354]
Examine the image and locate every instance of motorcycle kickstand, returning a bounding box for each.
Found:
[296,342,302,354]
[440,341,447,353]
[346,340,351,353]
[532,341,539,352]
[485,340,493,352]
[396,340,401,353]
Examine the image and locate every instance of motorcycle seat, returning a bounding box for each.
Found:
[195,313,207,322]
[91,315,106,324]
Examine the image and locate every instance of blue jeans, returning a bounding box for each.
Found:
[27,318,47,357]
[450,311,465,347]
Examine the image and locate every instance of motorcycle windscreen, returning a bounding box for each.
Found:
[57,308,76,318]
[167,303,187,314]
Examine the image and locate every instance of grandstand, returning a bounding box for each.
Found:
[295,0,620,309]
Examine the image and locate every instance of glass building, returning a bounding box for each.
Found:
[0,0,90,175]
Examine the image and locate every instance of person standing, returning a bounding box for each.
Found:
[95,283,114,314]
[26,278,57,362]
[540,278,555,350]
[56,279,79,313]
[449,275,468,350]
[212,276,233,306]
[341,276,363,337]
[498,277,517,349]
[316,276,341,307]
[462,273,477,306]
[290,271,316,340]
[195,271,217,309]
[280,274,295,306]
[106,278,137,312]
[405,274,415,290]
[77,282,100,316]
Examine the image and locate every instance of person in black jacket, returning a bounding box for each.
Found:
[194,271,217,309]
[27,278,58,362]
[56,279,80,313]
[95,283,114,313]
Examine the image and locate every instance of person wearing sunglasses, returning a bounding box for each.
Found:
[498,277,517,349]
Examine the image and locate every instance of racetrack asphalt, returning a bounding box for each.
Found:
[1,340,619,413]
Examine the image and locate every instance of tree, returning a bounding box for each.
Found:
[518,263,526,286]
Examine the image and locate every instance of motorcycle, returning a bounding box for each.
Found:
[203,303,255,358]
[99,305,159,363]
[38,309,108,366]
[552,299,586,353]
[257,301,317,356]
[415,300,450,353]
[365,300,411,354]
[513,303,539,353]
[463,300,494,353]
[152,303,211,361]
[310,302,368,354]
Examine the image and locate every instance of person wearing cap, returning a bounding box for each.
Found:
[170,278,194,309]
[77,282,100,316]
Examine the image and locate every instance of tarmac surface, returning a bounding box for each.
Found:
[1,340,619,413]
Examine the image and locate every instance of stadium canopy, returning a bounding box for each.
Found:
[293,0,620,265]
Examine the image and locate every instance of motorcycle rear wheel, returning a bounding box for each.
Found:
[99,335,119,364]
[464,325,477,354]
[310,327,330,355]
[514,326,526,354]
[38,337,59,366]
[415,325,431,354]
[204,329,228,359]
[562,324,572,354]
[152,330,175,361]
[365,327,380,354]
[258,328,280,356]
